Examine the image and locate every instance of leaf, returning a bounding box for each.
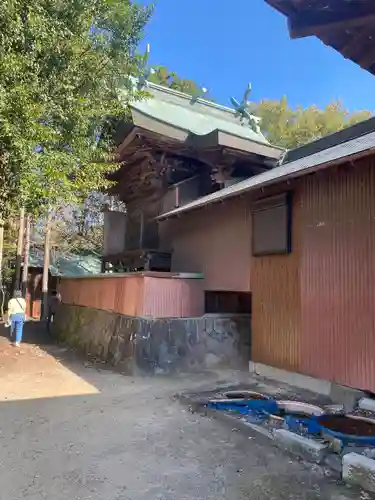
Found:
[0,0,153,216]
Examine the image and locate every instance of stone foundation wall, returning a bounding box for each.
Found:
[54,304,251,374]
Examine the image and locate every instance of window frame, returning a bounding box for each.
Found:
[251,192,292,257]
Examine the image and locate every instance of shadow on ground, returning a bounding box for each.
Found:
[0,321,365,500]
[0,320,216,400]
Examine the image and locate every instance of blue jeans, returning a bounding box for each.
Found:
[11,314,25,344]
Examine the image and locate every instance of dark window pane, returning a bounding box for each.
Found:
[252,193,292,256]
[205,291,252,314]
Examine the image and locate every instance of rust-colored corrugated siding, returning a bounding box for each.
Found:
[299,160,375,391]
[142,277,204,318]
[251,191,302,371]
[161,197,251,291]
[251,157,375,392]
[60,274,204,318]
[60,276,144,316]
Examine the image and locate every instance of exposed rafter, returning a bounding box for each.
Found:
[288,3,375,40]
[357,41,375,68]
[340,28,374,60]
[264,0,375,76]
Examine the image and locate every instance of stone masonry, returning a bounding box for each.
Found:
[54,304,251,375]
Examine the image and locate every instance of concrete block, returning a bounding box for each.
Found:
[274,429,329,463]
[358,397,375,413]
[330,384,365,412]
[324,404,345,414]
[342,453,375,493]
[323,453,342,474]
[240,420,274,440]
[248,362,331,396]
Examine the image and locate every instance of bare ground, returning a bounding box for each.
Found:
[0,327,366,500]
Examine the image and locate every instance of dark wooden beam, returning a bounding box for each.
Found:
[288,4,375,40]
[340,29,374,59]
[264,0,297,16]
[357,45,375,68]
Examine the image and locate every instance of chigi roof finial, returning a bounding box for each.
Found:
[137,44,155,90]
[230,83,262,134]
[190,86,209,104]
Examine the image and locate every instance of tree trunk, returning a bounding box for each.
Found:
[21,214,31,298]
[0,219,4,319]
[41,214,51,320]
[14,207,25,292]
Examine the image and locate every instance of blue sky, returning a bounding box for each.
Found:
[143,0,375,112]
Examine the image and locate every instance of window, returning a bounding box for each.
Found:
[251,193,292,256]
[205,291,252,314]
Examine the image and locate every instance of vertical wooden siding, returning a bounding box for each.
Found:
[299,161,375,391]
[251,191,302,371]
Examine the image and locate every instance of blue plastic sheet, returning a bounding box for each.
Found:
[207,399,278,415]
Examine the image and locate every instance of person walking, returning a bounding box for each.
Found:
[47,290,61,335]
[7,290,26,346]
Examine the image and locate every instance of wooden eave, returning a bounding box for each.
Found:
[114,125,281,165]
[265,0,375,75]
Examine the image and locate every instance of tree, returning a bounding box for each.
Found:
[7,0,152,209]
[251,98,372,149]
[0,0,152,212]
[0,0,152,302]
[149,66,213,99]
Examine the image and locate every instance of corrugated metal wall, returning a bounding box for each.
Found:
[162,197,251,291]
[299,160,375,391]
[143,277,204,318]
[251,191,302,371]
[60,274,204,318]
[60,275,144,316]
[252,157,375,392]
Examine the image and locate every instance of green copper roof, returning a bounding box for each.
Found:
[129,82,270,146]
[29,250,101,277]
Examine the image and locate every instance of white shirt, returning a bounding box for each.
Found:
[8,297,26,316]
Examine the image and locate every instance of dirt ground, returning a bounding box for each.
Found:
[0,325,365,500]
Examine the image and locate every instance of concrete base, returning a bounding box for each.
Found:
[342,453,375,493]
[273,429,329,464]
[358,397,375,412]
[249,361,366,410]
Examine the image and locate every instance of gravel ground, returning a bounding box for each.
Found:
[0,333,365,500]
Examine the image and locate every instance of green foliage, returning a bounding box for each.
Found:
[0,0,153,216]
[251,97,372,149]
[149,65,214,100]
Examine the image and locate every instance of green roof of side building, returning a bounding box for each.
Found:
[29,250,101,277]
